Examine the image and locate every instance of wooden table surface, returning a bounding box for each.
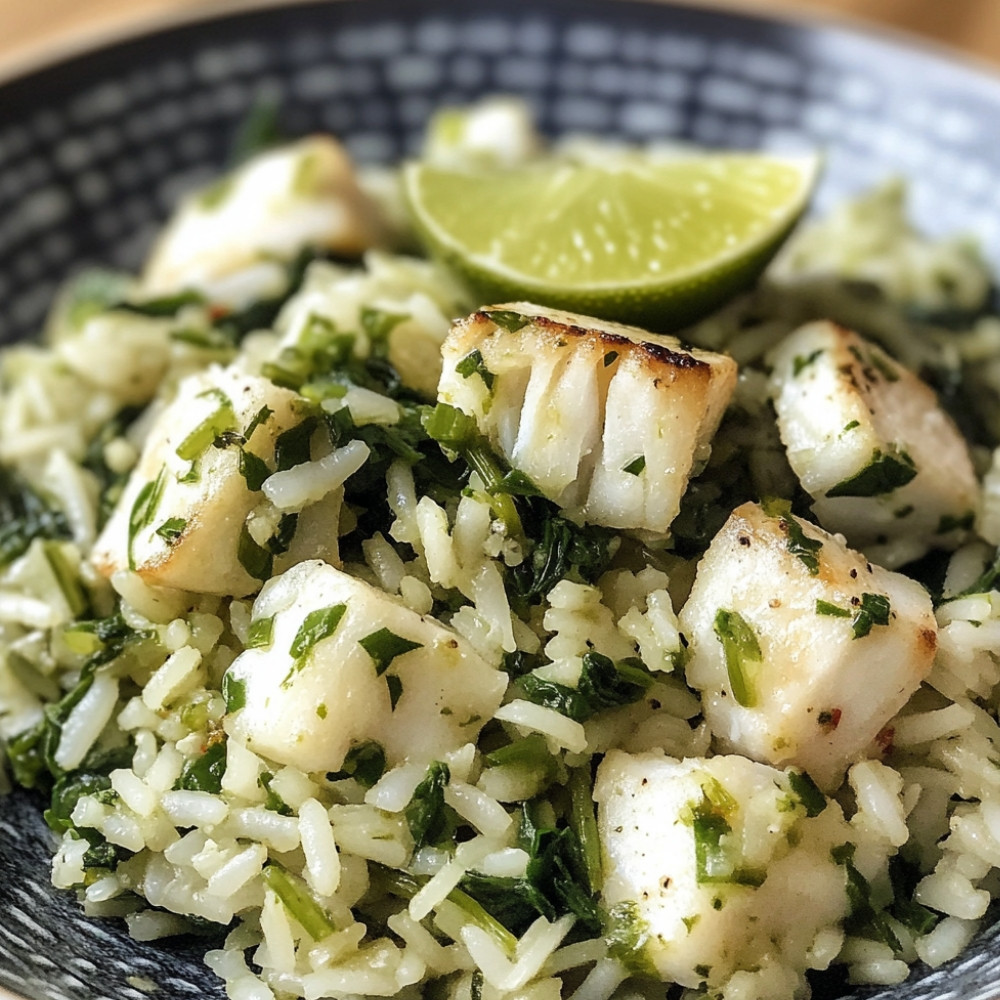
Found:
[2,0,1000,79]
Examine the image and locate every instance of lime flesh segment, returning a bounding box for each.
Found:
[403,154,820,331]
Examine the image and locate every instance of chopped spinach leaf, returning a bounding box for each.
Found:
[406,761,451,849]
[0,464,72,569]
[127,467,167,570]
[246,615,275,650]
[237,524,273,582]
[815,599,851,618]
[221,671,247,713]
[327,741,386,788]
[174,739,227,793]
[289,604,347,666]
[386,675,404,711]
[787,770,826,817]
[238,449,272,491]
[155,517,187,545]
[792,349,824,376]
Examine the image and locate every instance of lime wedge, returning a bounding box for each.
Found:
[403,153,821,330]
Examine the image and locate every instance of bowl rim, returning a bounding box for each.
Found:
[2,0,1000,93]
[2,3,1000,1000]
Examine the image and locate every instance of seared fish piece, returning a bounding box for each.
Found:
[438,303,737,535]
[680,500,937,789]
[92,366,324,597]
[768,321,979,565]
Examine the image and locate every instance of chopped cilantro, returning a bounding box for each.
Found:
[623,455,646,476]
[483,309,529,332]
[155,517,187,545]
[826,448,917,498]
[358,627,422,676]
[851,593,891,639]
[455,348,496,391]
[712,609,761,708]
[815,599,851,618]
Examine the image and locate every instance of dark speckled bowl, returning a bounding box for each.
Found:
[3,2,1000,999]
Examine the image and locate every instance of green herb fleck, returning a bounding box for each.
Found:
[406,761,450,849]
[127,467,167,570]
[175,389,237,462]
[328,741,386,788]
[826,448,917,498]
[289,604,347,665]
[484,309,529,332]
[386,675,404,710]
[155,517,186,545]
[603,351,619,367]
[712,609,762,708]
[815,599,851,618]
[358,628,422,676]
[455,348,496,391]
[246,615,275,650]
[623,455,646,476]
[174,740,227,793]
[238,449,271,492]
[222,671,247,713]
[237,524,272,581]
[851,592,891,639]
[787,770,826,817]
[793,349,823,375]
[843,419,860,433]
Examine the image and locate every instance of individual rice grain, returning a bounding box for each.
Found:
[495,700,587,754]
[229,806,302,853]
[567,958,628,1000]
[362,532,407,593]
[915,915,980,968]
[111,768,159,818]
[472,560,516,654]
[386,911,466,975]
[915,865,990,919]
[160,789,229,828]
[263,440,370,512]
[207,843,268,899]
[892,703,975,747]
[410,837,494,921]
[327,805,409,866]
[258,888,298,975]
[849,760,909,847]
[54,671,119,770]
[142,646,201,712]
[444,781,512,837]
[299,798,341,897]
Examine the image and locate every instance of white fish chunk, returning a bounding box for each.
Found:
[768,320,980,565]
[438,303,737,535]
[141,136,384,307]
[595,750,849,992]
[680,500,937,789]
[92,366,322,597]
[225,560,507,772]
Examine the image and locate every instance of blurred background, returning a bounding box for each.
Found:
[2,0,1000,75]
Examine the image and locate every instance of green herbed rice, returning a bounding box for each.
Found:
[4,103,1000,1000]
